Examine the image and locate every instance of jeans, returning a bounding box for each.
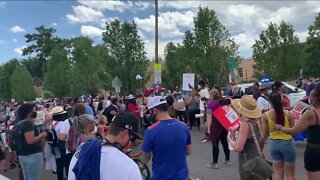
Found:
[188,109,200,129]
[269,139,296,163]
[176,110,188,124]
[212,131,230,164]
[19,152,43,180]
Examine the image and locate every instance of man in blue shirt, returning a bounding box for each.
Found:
[141,96,192,180]
[303,76,317,100]
[82,93,94,116]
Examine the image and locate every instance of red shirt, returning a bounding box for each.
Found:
[128,103,140,118]
[282,95,291,108]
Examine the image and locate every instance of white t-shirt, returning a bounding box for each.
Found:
[257,96,270,111]
[68,146,142,180]
[199,88,209,111]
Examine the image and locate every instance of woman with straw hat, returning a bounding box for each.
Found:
[228,95,268,179]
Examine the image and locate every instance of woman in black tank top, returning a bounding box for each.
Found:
[276,85,320,180]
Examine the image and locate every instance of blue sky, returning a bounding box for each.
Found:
[1,1,320,64]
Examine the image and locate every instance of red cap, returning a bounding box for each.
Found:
[229,82,237,86]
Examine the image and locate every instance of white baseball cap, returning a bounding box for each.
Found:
[147,96,167,110]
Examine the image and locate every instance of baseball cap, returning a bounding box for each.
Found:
[82,93,91,102]
[147,96,167,110]
[111,113,142,139]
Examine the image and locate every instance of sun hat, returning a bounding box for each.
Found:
[51,106,67,115]
[147,96,167,110]
[231,95,262,119]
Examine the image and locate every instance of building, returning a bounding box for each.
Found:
[233,59,255,83]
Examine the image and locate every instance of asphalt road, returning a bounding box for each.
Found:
[2,129,308,180]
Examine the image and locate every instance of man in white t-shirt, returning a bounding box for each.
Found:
[257,84,271,113]
[197,80,210,143]
[68,112,143,180]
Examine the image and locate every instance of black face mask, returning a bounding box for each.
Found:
[30,111,37,119]
[146,110,157,124]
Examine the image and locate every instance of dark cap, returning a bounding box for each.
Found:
[303,75,310,80]
[198,80,206,86]
[111,112,142,139]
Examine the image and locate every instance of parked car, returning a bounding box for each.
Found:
[238,82,305,106]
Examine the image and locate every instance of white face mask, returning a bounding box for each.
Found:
[198,85,201,89]
[267,90,272,94]
[91,125,97,134]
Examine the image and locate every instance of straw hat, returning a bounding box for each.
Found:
[231,95,262,119]
[51,106,67,115]
[259,83,270,90]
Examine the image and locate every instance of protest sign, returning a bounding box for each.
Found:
[212,105,241,131]
[182,73,195,91]
[35,111,45,126]
[292,101,309,121]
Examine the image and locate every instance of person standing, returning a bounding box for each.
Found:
[141,96,192,180]
[197,80,210,143]
[186,90,200,130]
[303,76,317,100]
[261,93,296,180]
[228,96,267,180]
[277,85,320,180]
[274,81,293,110]
[82,94,94,116]
[206,89,231,169]
[17,103,47,180]
[257,84,271,113]
[252,82,261,100]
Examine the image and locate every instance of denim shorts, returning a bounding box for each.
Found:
[269,139,296,163]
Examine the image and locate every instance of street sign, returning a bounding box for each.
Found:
[154,63,162,84]
[228,58,237,69]
[112,76,122,93]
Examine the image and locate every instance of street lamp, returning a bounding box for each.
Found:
[155,0,158,64]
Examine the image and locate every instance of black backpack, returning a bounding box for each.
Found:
[7,120,26,152]
[46,121,59,145]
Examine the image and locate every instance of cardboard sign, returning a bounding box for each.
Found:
[182,73,195,91]
[212,105,241,131]
[292,101,309,121]
[173,102,186,110]
[35,111,45,125]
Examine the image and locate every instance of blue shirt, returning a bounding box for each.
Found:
[142,119,191,180]
[306,83,317,96]
[85,104,94,116]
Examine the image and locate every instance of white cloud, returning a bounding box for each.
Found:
[12,38,17,42]
[134,10,195,38]
[295,31,308,42]
[14,46,26,55]
[80,25,105,37]
[232,33,257,53]
[78,0,133,12]
[10,26,25,33]
[158,1,198,10]
[0,2,6,8]
[78,1,150,12]
[144,39,182,60]
[66,5,104,23]
[52,22,58,26]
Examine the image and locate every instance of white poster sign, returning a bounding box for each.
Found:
[35,111,45,125]
[182,73,195,91]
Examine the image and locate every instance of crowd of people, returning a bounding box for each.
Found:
[0,75,319,180]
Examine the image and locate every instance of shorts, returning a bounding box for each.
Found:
[269,139,296,163]
[305,145,320,172]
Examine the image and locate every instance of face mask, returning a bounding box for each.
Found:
[146,110,157,124]
[267,90,272,94]
[31,112,37,119]
[198,85,201,89]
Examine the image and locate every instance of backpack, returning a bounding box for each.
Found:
[7,120,25,152]
[46,121,59,145]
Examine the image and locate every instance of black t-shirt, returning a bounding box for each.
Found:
[17,120,42,156]
[103,104,118,124]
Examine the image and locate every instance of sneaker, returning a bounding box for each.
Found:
[223,160,232,165]
[200,138,208,143]
[207,162,220,169]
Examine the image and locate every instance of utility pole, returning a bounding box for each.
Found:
[155,0,158,63]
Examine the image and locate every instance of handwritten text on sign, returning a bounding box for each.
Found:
[292,101,309,121]
[213,106,241,131]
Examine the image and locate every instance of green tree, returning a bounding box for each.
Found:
[163,7,238,87]
[11,64,36,101]
[252,21,304,80]
[69,37,105,96]
[102,19,148,93]
[0,59,20,101]
[44,45,70,98]
[22,25,61,79]
[305,13,320,78]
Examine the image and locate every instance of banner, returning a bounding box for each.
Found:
[292,101,309,121]
[182,73,195,91]
[212,105,241,131]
